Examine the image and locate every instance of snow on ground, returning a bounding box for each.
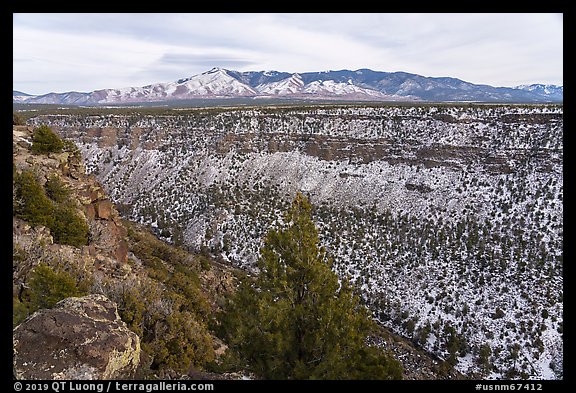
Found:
[33,103,563,379]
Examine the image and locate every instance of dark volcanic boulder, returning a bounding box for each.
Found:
[13,294,140,380]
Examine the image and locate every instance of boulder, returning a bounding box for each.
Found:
[13,294,140,380]
[49,152,70,164]
[95,200,113,220]
[90,220,129,264]
[84,203,96,220]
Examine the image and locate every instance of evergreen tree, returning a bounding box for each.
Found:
[31,124,64,154]
[13,112,25,126]
[221,192,402,379]
[45,175,70,203]
[13,170,54,228]
[51,204,89,247]
[14,170,88,247]
[28,264,83,310]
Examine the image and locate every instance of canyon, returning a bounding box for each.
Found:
[28,102,563,379]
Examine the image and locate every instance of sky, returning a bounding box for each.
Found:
[13,13,563,95]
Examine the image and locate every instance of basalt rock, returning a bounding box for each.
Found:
[13,294,140,380]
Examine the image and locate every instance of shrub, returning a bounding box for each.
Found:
[115,223,218,372]
[116,283,148,338]
[63,139,82,158]
[13,264,86,326]
[13,170,54,228]
[13,112,25,125]
[28,264,84,310]
[14,169,88,247]
[31,124,64,154]
[51,204,89,247]
[13,298,31,327]
[45,175,70,203]
[493,307,505,319]
[112,276,215,373]
[148,311,215,372]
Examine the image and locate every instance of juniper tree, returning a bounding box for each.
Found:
[31,124,64,154]
[221,192,402,379]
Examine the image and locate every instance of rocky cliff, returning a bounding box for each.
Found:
[12,124,237,379]
[13,125,130,290]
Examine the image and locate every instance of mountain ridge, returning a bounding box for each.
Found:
[14,67,563,105]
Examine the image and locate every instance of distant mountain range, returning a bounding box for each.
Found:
[13,67,563,105]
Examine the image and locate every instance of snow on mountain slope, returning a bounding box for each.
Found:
[169,67,258,97]
[14,68,564,105]
[95,68,258,103]
[516,83,559,93]
[23,91,92,105]
[255,74,406,100]
[256,73,304,95]
[13,91,36,103]
[515,84,564,99]
[302,80,404,100]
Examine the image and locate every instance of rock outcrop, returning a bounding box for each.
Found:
[13,123,236,380]
[13,294,140,380]
[13,126,131,292]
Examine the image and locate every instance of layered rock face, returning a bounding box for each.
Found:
[13,294,140,379]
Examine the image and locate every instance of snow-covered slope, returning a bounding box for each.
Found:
[165,67,258,97]
[515,84,563,101]
[95,68,258,103]
[33,103,563,380]
[302,79,400,99]
[13,90,36,103]
[256,73,305,95]
[255,74,404,100]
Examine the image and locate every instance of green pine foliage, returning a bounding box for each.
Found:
[28,263,84,309]
[63,139,82,159]
[220,192,403,379]
[13,264,86,326]
[478,344,492,374]
[31,124,64,154]
[51,204,89,247]
[45,175,70,203]
[13,169,88,247]
[13,170,54,228]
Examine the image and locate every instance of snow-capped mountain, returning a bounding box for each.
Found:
[13,90,36,103]
[80,68,258,104]
[14,68,563,105]
[170,67,259,97]
[300,78,405,100]
[254,73,406,100]
[515,84,563,101]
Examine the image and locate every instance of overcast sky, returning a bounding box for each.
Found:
[13,13,563,95]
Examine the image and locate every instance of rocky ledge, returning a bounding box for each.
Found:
[13,294,140,380]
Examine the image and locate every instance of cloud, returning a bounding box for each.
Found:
[159,53,257,68]
[13,13,563,94]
